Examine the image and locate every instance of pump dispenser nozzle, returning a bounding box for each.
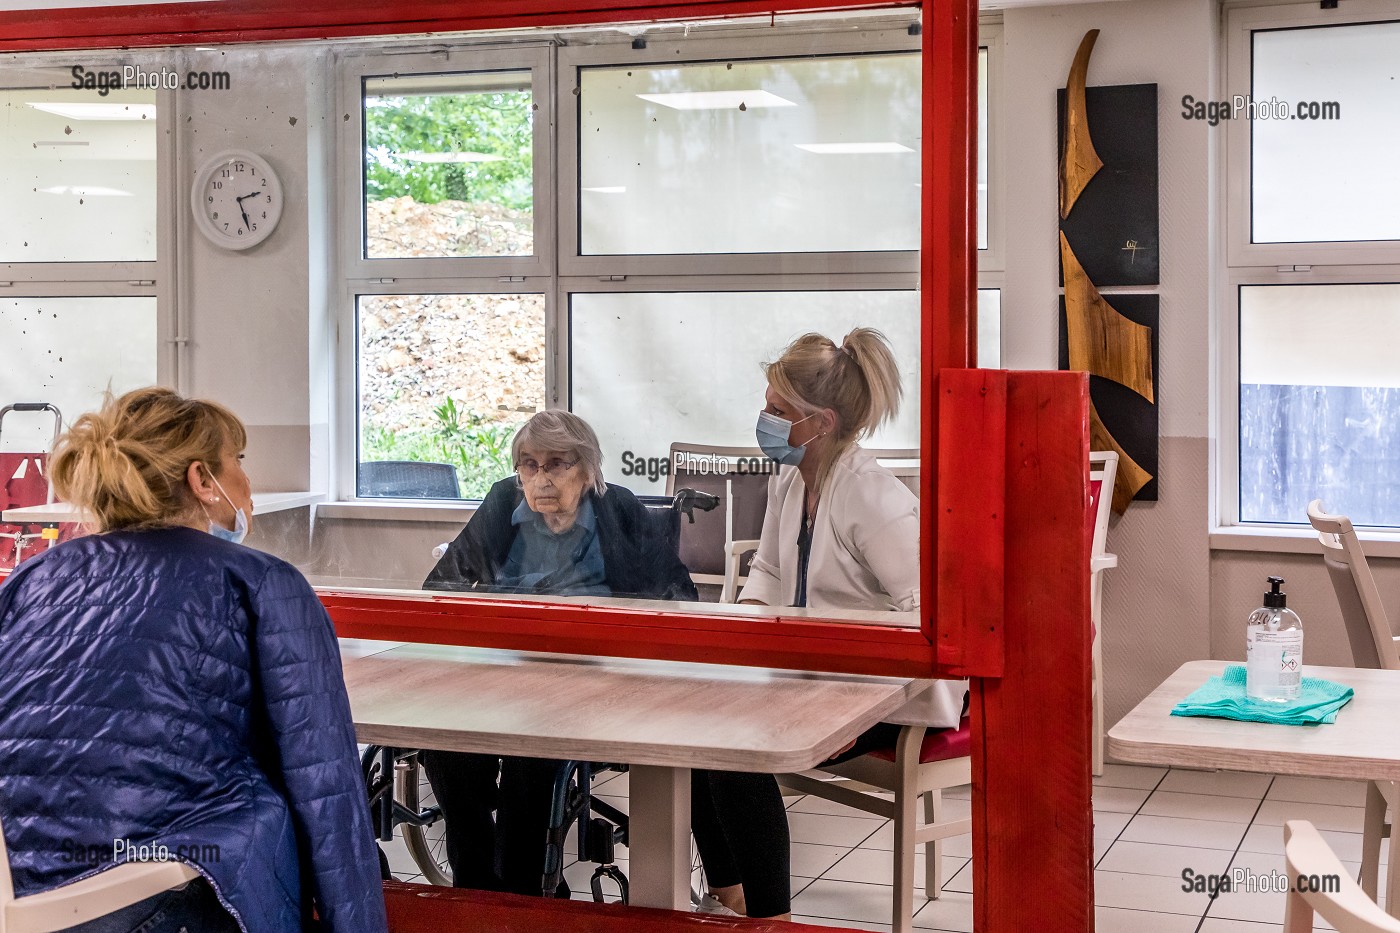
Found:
[1264,576,1287,609]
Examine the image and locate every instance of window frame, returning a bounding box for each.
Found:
[1224,0,1400,268]
[1219,0,1400,534]
[976,17,1003,274]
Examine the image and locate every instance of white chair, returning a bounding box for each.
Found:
[666,443,770,599]
[0,814,198,933]
[1284,820,1400,932]
[778,691,971,933]
[1089,450,1119,776]
[1308,500,1399,910]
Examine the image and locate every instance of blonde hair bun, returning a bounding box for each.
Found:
[49,387,247,533]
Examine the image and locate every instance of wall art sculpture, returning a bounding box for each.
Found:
[1056,29,1160,512]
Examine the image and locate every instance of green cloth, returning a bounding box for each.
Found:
[1170,665,1354,725]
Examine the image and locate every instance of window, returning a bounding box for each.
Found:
[576,53,921,255]
[363,71,535,260]
[355,293,544,499]
[0,55,166,490]
[1250,20,1400,245]
[340,47,551,500]
[1225,2,1400,529]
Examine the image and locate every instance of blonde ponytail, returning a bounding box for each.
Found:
[49,387,247,532]
[839,327,903,432]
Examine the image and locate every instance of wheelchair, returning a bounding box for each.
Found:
[363,487,718,900]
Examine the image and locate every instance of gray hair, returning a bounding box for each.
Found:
[510,410,607,497]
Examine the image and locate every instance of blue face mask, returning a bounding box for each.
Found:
[203,475,249,546]
[755,410,820,466]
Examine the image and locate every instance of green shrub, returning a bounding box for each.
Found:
[361,398,519,499]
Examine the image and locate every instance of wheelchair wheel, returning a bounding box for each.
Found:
[394,755,453,887]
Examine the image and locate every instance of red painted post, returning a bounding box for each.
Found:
[970,370,1093,933]
[935,369,1006,678]
[921,0,979,648]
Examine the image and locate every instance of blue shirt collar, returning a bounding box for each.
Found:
[511,493,597,533]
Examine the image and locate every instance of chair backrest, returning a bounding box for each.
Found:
[1284,820,1400,933]
[358,460,462,499]
[1,807,15,912]
[1307,500,1400,672]
[0,805,199,933]
[1088,451,1118,565]
[666,443,770,577]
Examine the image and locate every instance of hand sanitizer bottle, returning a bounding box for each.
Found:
[1246,576,1304,702]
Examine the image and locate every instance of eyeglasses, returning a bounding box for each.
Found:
[516,457,579,480]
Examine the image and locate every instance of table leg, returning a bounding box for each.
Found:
[627,764,691,910]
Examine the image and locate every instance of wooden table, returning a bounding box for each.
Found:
[339,639,927,910]
[1109,659,1400,780]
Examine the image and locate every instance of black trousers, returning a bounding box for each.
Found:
[690,769,791,918]
[419,750,570,897]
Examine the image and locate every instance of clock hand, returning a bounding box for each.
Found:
[234,193,259,231]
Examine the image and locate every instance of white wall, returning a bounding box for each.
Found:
[178,44,330,493]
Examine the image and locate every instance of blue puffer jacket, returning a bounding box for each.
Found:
[0,527,388,933]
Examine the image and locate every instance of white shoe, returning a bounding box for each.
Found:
[697,893,741,916]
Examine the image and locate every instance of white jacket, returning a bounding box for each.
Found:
[742,446,919,612]
[739,446,966,728]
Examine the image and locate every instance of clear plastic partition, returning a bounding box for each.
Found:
[0,17,938,630]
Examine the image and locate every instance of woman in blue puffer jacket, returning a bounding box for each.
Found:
[0,387,387,933]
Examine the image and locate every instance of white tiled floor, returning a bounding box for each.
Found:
[379,764,1391,932]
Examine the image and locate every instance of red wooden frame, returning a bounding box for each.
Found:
[0,4,1093,930]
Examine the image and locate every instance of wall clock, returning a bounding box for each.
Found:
[191,150,284,249]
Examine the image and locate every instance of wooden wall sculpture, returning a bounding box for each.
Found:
[1056,29,1160,513]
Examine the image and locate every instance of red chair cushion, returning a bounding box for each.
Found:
[866,716,971,764]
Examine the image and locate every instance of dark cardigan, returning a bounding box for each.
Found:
[423,477,698,602]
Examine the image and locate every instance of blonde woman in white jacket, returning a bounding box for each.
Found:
[691,327,966,920]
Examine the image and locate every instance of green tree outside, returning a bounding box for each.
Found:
[364,90,533,209]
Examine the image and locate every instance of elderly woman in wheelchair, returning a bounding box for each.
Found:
[413,410,697,897]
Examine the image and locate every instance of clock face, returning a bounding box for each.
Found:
[191,151,283,250]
